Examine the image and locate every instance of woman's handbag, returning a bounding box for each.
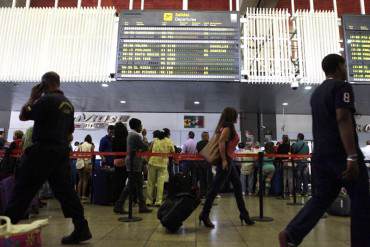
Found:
[199,133,221,165]
[0,216,48,247]
[113,158,125,167]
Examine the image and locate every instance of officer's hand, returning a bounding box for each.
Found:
[342,160,359,181]
[29,84,43,103]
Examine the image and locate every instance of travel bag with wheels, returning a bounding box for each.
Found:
[157,192,200,233]
[157,173,200,233]
[91,165,114,205]
[327,193,351,217]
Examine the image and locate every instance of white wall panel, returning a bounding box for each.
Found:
[0,7,116,83]
[276,114,370,146]
[241,8,293,84]
[295,10,341,84]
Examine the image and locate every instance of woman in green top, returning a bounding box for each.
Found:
[257,142,276,195]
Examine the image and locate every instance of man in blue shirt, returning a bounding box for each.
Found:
[99,125,114,167]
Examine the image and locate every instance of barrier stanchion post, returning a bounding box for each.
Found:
[287,158,304,206]
[251,152,273,222]
[119,151,142,222]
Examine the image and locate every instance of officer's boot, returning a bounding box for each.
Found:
[61,218,92,245]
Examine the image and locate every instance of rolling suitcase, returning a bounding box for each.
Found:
[157,192,200,233]
[91,166,114,205]
[327,194,351,217]
[157,173,200,233]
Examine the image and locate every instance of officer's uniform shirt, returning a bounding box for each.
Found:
[310,79,363,161]
[23,91,74,146]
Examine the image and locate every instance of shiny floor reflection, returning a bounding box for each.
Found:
[30,195,350,247]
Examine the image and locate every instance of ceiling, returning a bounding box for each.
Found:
[1,81,370,115]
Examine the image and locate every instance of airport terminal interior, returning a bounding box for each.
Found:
[0,0,370,246]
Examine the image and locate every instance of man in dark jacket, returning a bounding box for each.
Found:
[5,72,91,245]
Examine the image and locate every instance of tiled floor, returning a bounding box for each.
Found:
[31,195,350,247]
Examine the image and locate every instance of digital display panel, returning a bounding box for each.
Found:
[343,15,370,83]
[116,11,240,81]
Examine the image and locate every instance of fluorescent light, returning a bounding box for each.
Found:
[282,102,288,106]
[101,83,109,88]
[304,86,312,90]
[120,100,126,104]
[194,101,200,105]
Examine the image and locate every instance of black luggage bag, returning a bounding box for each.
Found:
[157,173,201,232]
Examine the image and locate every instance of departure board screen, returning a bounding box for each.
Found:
[343,15,370,83]
[116,11,240,81]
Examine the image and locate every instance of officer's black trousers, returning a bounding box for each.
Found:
[286,158,370,247]
[5,143,85,224]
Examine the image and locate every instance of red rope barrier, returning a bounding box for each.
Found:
[0,150,311,160]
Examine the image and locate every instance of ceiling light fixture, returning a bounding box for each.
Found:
[194,101,200,105]
[120,100,126,104]
[282,102,288,106]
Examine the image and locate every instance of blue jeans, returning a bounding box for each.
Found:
[285,158,370,246]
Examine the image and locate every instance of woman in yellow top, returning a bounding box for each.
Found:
[146,130,175,206]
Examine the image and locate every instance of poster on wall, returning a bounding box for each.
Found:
[184,116,204,128]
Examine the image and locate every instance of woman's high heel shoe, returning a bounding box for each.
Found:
[199,215,215,228]
[239,215,255,226]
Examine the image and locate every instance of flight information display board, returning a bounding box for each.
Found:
[343,15,370,83]
[116,11,240,81]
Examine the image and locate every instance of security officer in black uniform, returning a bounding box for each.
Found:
[5,72,92,245]
[279,54,370,247]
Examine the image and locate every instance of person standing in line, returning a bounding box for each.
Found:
[163,128,177,175]
[196,131,213,198]
[112,122,129,206]
[114,118,152,214]
[291,133,310,196]
[260,142,276,195]
[181,131,198,186]
[279,54,370,247]
[146,130,175,206]
[361,141,370,161]
[76,135,94,202]
[278,135,293,197]
[199,107,255,228]
[0,130,5,150]
[99,125,114,167]
[361,141,370,178]
[22,127,33,152]
[5,72,91,244]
